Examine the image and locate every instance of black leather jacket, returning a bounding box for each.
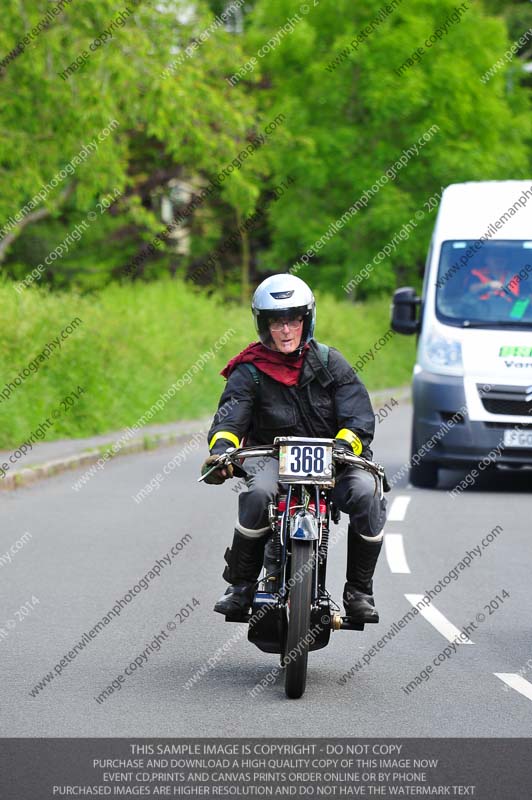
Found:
[207,339,376,459]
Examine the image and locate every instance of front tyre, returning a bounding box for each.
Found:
[284,539,314,699]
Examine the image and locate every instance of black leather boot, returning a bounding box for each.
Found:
[343,526,382,623]
[214,529,268,618]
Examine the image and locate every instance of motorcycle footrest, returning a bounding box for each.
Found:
[224,611,251,623]
[340,617,366,631]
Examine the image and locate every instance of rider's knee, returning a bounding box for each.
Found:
[349,496,386,537]
[344,482,375,515]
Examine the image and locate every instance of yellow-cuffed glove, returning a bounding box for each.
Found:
[200,455,234,485]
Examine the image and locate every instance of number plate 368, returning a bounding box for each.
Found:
[278,443,333,484]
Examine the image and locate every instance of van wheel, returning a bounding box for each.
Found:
[410,459,439,488]
[409,429,439,488]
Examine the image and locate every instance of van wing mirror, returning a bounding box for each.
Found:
[391,287,421,335]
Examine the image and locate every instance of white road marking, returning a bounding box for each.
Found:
[385,534,410,573]
[388,495,411,522]
[494,673,532,702]
[405,594,474,644]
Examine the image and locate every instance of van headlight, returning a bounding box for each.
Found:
[419,332,463,375]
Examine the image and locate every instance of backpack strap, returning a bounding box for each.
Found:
[316,342,330,369]
[242,362,260,384]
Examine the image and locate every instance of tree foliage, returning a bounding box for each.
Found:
[246,0,531,296]
[0,0,530,299]
[0,0,259,289]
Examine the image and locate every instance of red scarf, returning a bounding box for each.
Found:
[221,341,310,386]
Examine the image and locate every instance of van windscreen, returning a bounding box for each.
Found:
[435,240,532,327]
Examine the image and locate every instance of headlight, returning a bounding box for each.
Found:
[419,332,463,375]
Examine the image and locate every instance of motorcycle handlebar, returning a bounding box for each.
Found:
[198,443,385,482]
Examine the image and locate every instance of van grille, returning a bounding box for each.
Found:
[477,384,532,416]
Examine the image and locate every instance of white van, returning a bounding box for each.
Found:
[391,180,532,487]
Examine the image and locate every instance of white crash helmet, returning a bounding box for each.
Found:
[252,274,316,351]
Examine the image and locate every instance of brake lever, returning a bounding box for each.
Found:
[334,450,386,489]
[197,454,230,483]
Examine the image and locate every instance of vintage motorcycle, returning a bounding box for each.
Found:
[199,436,385,699]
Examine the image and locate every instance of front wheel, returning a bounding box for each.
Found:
[284,539,314,699]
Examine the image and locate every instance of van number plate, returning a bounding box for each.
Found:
[279,444,333,479]
[503,430,532,449]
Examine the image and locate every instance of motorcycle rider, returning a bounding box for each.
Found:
[201,274,387,623]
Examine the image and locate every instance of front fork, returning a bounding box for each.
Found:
[282,486,333,649]
[266,485,331,592]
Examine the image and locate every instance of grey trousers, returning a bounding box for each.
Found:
[236,456,387,540]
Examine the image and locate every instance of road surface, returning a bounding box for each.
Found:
[2,399,531,736]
